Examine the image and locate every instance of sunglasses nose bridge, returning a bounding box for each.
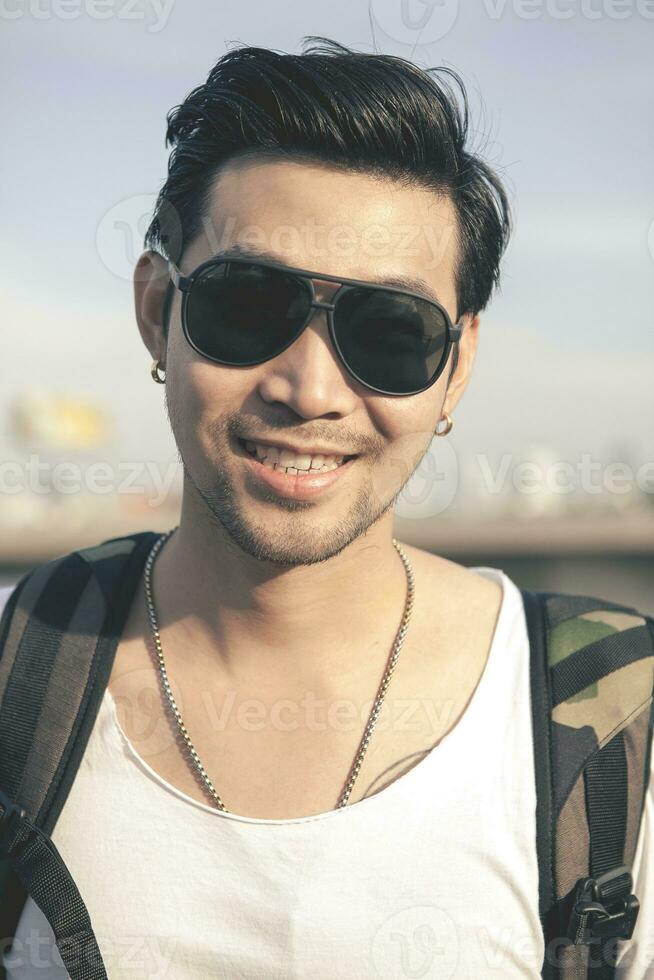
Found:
[284,296,346,380]
[300,298,336,336]
[309,299,336,313]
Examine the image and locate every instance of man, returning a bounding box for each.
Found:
[1,36,652,980]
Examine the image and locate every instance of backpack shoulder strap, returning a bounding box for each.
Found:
[522,588,654,980]
[0,529,159,980]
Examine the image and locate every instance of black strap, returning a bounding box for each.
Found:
[582,734,629,978]
[0,789,108,979]
[522,588,559,980]
[0,530,159,979]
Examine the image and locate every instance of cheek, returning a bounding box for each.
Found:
[163,359,221,455]
[365,385,443,450]
[171,357,238,416]
[362,390,443,502]
[173,361,265,464]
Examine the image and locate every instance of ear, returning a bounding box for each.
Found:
[442,313,480,416]
[133,250,170,366]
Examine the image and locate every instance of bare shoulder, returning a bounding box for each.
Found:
[398,542,504,637]
[346,541,506,804]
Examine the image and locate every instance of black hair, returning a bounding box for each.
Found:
[145,36,512,373]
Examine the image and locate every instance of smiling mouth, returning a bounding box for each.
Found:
[235,437,357,471]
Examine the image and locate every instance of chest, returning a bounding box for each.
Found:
[106,564,503,820]
[108,653,497,818]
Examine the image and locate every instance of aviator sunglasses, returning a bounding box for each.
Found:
[167,253,463,397]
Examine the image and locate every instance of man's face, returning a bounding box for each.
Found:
[143,156,475,566]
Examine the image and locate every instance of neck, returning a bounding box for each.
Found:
[147,493,411,688]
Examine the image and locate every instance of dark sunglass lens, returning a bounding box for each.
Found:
[333,289,449,394]
[185,262,312,363]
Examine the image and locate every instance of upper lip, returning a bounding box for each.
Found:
[238,436,358,457]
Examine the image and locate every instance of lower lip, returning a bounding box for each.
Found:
[236,442,358,500]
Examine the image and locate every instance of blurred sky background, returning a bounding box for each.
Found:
[1,0,653,591]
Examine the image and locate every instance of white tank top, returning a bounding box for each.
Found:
[0,568,651,979]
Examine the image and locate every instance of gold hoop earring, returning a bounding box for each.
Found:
[435,411,453,437]
[151,359,166,384]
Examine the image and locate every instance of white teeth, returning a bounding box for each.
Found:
[278,449,297,468]
[243,441,345,471]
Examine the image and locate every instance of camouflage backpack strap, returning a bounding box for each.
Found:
[0,530,159,980]
[522,588,654,980]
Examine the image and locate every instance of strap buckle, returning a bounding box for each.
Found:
[0,787,27,859]
[567,865,640,944]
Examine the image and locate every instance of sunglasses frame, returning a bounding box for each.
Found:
[167,253,464,397]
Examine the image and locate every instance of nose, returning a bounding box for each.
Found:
[255,302,359,419]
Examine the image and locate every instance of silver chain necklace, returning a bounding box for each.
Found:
[142,526,415,812]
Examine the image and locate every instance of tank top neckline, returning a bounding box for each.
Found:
[104,565,511,827]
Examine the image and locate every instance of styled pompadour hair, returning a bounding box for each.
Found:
[144,36,512,342]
